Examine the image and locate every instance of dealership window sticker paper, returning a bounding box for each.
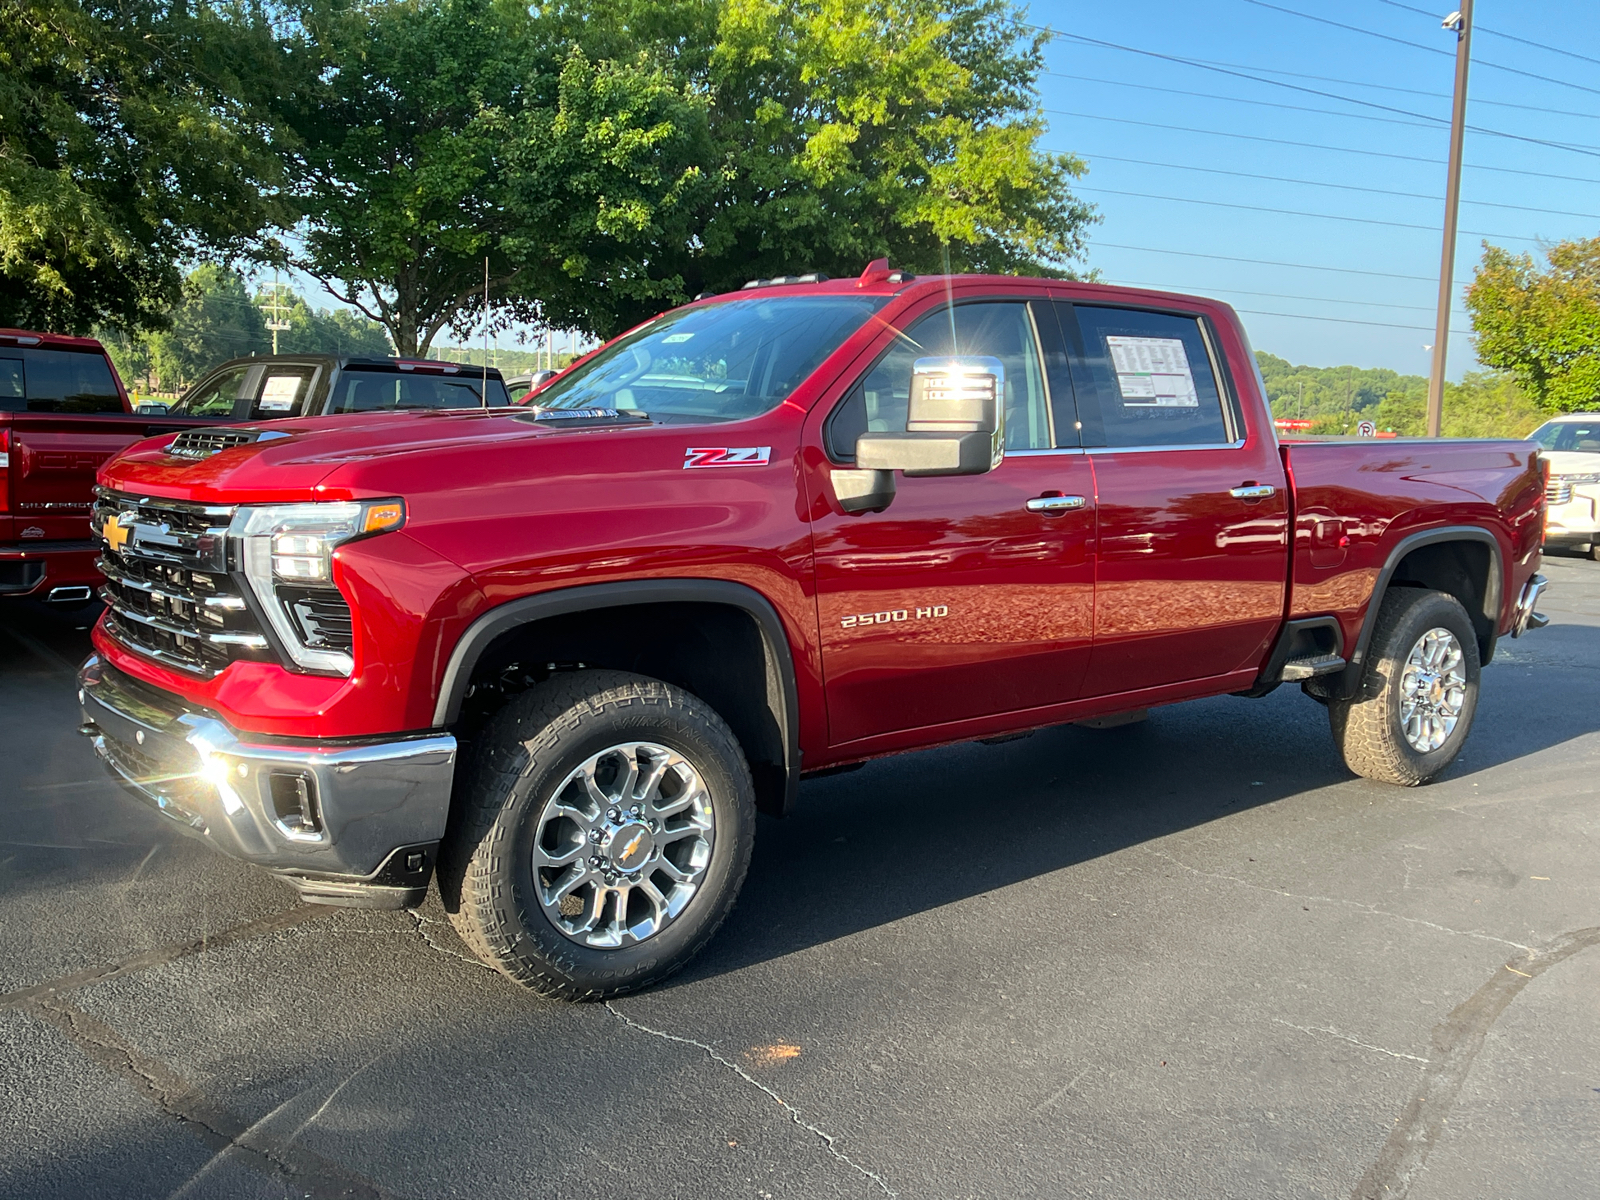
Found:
[1106,336,1199,408]
[259,374,304,412]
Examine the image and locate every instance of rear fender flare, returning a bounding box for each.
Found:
[1338,525,1503,697]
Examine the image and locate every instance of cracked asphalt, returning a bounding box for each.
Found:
[2,557,1598,1200]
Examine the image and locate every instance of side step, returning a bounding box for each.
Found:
[1280,654,1347,681]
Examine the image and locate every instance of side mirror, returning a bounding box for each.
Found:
[135,401,169,415]
[528,369,558,389]
[830,356,1005,513]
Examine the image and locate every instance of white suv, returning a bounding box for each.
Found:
[1533,414,1600,558]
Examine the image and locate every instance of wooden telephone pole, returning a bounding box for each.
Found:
[1427,1,1474,437]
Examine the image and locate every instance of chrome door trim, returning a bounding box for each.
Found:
[1085,440,1248,454]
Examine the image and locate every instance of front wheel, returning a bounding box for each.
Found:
[1328,588,1481,786]
[440,670,755,999]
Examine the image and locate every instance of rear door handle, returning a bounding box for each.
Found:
[1229,484,1276,500]
[1026,495,1088,514]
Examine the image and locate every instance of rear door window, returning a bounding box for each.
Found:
[172,366,254,418]
[328,370,503,413]
[2,348,125,414]
[1059,305,1233,448]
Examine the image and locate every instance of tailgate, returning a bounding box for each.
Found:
[5,414,213,541]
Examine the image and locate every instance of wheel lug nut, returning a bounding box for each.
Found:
[608,808,621,822]
[588,830,601,843]
[629,805,642,817]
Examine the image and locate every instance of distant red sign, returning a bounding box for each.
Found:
[1274,419,1316,431]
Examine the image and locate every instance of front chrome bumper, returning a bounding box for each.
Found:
[78,655,457,907]
[1511,573,1550,637]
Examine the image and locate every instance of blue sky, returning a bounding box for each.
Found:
[1031,0,1600,379]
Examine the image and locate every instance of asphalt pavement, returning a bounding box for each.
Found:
[1,559,1596,1200]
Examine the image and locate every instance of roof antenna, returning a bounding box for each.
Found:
[482,257,490,407]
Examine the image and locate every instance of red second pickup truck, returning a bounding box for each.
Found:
[0,329,218,606]
[78,265,1549,998]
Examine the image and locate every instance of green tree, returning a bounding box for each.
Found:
[146,265,269,389]
[0,0,297,334]
[277,0,1096,351]
[555,0,1096,334]
[280,0,710,356]
[1467,238,1600,412]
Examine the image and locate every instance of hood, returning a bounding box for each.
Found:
[98,406,666,503]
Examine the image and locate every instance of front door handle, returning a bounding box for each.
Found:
[1229,484,1276,501]
[1026,495,1088,514]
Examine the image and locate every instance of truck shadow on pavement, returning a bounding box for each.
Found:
[682,621,1600,985]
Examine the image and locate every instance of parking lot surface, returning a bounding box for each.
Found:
[2,558,1597,1200]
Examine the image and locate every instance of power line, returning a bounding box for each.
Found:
[1371,0,1600,70]
[1045,30,1600,159]
[1105,279,1442,313]
[1076,186,1548,241]
[1075,152,1600,221]
[1045,109,1600,187]
[1046,60,1600,123]
[1239,0,1600,99]
[1229,307,1474,335]
[1092,242,1434,282]
[1049,70,1440,131]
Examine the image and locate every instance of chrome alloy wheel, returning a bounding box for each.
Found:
[532,742,714,949]
[1399,626,1467,753]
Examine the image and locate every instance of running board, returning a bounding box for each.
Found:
[1280,654,1347,681]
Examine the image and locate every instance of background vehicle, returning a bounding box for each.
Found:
[0,329,222,607]
[156,355,513,422]
[1530,413,1600,558]
[78,265,1548,999]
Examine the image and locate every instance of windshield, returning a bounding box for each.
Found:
[529,295,886,421]
[1531,420,1600,453]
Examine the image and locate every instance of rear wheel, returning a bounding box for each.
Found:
[1328,589,1480,786]
[440,670,755,999]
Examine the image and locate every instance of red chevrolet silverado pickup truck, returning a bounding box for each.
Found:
[77,264,1550,998]
[0,329,221,605]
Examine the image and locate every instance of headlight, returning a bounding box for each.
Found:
[230,499,404,675]
[1557,472,1600,485]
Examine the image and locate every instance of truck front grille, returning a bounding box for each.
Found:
[93,489,271,677]
[1547,481,1574,505]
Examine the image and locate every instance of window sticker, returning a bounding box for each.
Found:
[1105,336,1199,408]
[258,374,304,412]
[661,332,695,344]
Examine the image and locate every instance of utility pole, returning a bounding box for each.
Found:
[1428,2,1473,437]
[259,269,292,355]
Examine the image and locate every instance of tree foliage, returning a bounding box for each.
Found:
[0,0,294,334]
[281,0,711,356]
[278,0,1096,352]
[1255,352,1539,438]
[1467,238,1600,412]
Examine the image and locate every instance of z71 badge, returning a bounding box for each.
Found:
[683,446,771,469]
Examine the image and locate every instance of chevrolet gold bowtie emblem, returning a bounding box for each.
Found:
[620,832,645,861]
[103,513,130,552]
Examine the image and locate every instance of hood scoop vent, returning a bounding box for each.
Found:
[168,428,290,460]
[518,407,651,428]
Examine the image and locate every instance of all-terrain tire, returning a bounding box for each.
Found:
[1328,588,1481,786]
[439,670,755,999]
